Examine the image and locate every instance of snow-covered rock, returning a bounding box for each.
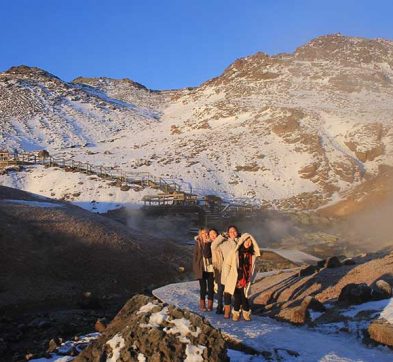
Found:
[75,295,228,362]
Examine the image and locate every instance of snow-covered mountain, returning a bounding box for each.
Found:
[1,34,393,209]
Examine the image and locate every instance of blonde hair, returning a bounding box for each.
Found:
[198,228,208,241]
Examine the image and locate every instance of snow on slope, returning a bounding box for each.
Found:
[0,66,158,152]
[2,35,393,209]
[0,165,158,212]
[153,280,393,362]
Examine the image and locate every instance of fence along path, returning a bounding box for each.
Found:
[6,152,257,216]
[12,152,182,193]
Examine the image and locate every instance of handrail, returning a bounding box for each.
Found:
[3,151,259,211]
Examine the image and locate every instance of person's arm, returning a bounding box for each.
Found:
[211,234,225,251]
[193,237,200,264]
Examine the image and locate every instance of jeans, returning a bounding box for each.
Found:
[233,287,250,312]
[199,272,214,300]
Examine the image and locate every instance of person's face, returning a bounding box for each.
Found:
[228,227,238,239]
[200,229,208,241]
[209,230,218,240]
[244,238,252,249]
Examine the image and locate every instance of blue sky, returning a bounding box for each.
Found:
[1,0,392,89]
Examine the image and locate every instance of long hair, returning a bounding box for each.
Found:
[198,227,208,242]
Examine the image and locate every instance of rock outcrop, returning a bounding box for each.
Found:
[75,295,228,362]
[368,319,393,347]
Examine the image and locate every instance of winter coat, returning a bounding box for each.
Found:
[211,234,239,285]
[193,236,213,280]
[222,233,261,298]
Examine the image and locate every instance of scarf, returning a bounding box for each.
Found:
[202,241,212,259]
[236,244,254,288]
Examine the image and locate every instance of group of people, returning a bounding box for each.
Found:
[192,225,260,321]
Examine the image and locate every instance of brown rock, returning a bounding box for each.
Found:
[287,305,309,325]
[120,184,131,191]
[47,337,62,353]
[342,258,356,266]
[301,296,326,312]
[338,283,372,305]
[94,318,108,333]
[299,164,318,179]
[325,256,342,268]
[298,265,317,277]
[75,295,228,362]
[368,319,393,347]
[374,280,392,299]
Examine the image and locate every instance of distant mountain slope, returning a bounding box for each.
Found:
[1,34,393,209]
[0,65,157,151]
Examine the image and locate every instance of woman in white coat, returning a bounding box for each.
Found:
[221,233,260,321]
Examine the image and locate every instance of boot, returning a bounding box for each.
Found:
[242,310,251,321]
[199,299,207,312]
[215,304,224,314]
[207,299,213,312]
[224,305,231,319]
[232,310,240,321]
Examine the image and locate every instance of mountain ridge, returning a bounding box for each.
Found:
[1,34,393,210]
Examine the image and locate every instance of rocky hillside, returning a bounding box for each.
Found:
[1,34,393,209]
[0,185,190,309]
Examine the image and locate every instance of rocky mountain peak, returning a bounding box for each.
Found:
[3,65,61,81]
[294,34,393,65]
[73,76,151,92]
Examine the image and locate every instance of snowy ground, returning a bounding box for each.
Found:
[153,281,393,362]
[27,281,393,362]
[30,333,100,362]
[0,165,159,213]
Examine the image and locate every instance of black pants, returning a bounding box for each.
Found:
[199,272,214,300]
[216,283,225,307]
[233,287,250,312]
[224,291,232,306]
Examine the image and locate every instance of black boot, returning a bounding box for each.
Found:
[215,304,224,314]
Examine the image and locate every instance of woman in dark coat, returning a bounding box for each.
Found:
[193,228,214,311]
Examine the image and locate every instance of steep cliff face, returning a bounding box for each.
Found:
[1,34,393,209]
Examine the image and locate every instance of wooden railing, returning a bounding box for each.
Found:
[3,152,260,216]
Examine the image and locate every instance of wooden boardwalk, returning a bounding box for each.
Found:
[1,151,259,220]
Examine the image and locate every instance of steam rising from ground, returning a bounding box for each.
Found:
[122,192,393,256]
[341,193,393,252]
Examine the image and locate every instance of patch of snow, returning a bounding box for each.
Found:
[184,343,205,362]
[227,349,265,361]
[309,311,324,321]
[164,317,200,343]
[140,306,169,328]
[341,298,392,319]
[137,353,147,362]
[29,357,73,362]
[0,165,160,213]
[137,301,158,315]
[261,248,321,265]
[106,333,125,362]
[30,333,100,362]
[380,298,393,323]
